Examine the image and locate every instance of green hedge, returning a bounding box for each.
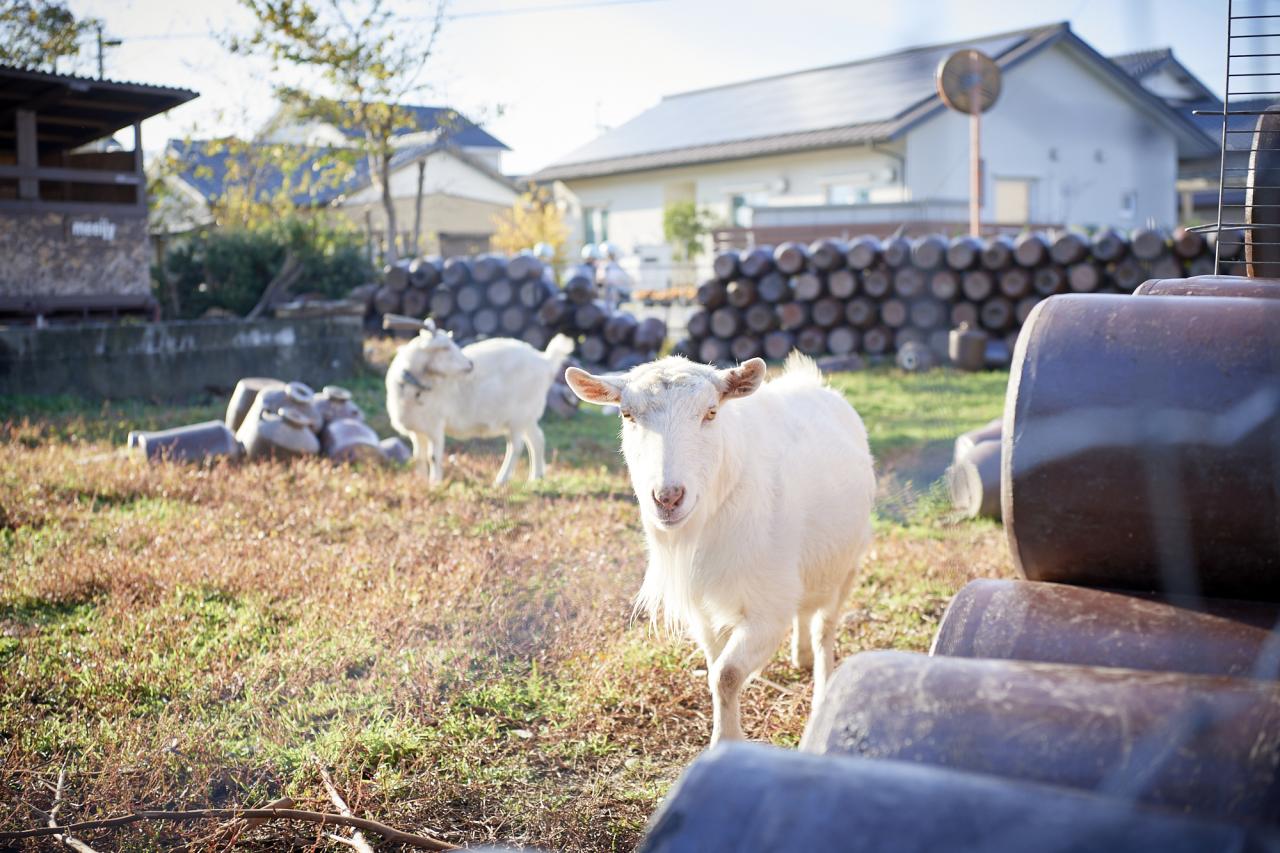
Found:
[155,219,374,319]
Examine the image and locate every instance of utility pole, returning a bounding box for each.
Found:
[95,23,122,79]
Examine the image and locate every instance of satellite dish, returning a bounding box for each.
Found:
[937,49,1002,115]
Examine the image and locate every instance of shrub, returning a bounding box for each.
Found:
[156,218,374,319]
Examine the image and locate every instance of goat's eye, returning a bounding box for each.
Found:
[703,408,717,423]
[621,410,635,423]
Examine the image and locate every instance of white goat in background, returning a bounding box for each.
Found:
[566,352,875,745]
[387,325,575,485]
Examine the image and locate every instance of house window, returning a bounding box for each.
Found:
[1120,190,1137,220]
[994,178,1034,224]
[826,184,870,205]
[583,207,609,244]
[730,190,769,228]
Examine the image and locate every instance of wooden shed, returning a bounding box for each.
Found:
[0,65,196,323]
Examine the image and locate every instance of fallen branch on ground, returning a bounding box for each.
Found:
[317,763,374,853]
[0,806,458,849]
[214,795,294,846]
[47,767,99,853]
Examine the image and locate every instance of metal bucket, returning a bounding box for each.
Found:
[131,421,242,464]
[932,579,1280,678]
[802,650,1280,824]
[638,744,1276,853]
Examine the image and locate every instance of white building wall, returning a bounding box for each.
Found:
[905,42,1178,227]
[344,149,516,207]
[564,144,905,254]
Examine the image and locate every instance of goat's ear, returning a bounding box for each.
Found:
[717,358,766,401]
[565,367,623,404]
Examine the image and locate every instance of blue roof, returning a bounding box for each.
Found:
[168,137,515,206]
[333,104,508,150]
[167,139,373,206]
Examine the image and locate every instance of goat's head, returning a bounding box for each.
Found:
[400,327,474,378]
[565,356,766,530]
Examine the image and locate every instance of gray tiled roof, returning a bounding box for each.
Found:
[1108,48,1173,80]
[534,24,1063,180]
[534,22,1216,181]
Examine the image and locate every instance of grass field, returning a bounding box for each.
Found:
[0,359,1012,851]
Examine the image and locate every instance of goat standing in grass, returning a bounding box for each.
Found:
[566,352,875,745]
[387,325,575,485]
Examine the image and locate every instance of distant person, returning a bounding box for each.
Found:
[597,241,632,310]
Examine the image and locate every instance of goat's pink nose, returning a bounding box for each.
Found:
[653,485,686,511]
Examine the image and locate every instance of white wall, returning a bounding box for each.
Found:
[563,144,906,253]
[344,149,516,207]
[905,42,1178,228]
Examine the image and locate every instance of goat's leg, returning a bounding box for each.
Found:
[524,424,546,481]
[690,614,728,669]
[709,615,788,746]
[791,606,816,670]
[428,426,446,486]
[409,432,432,479]
[494,431,522,486]
[810,566,860,708]
[809,608,839,711]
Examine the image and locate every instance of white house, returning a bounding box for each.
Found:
[158,104,518,257]
[533,23,1216,273]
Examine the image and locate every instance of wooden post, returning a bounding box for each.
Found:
[969,89,981,237]
[133,121,144,208]
[16,109,37,200]
[412,159,426,256]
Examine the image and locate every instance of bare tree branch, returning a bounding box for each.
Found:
[47,767,100,853]
[0,806,457,850]
[317,764,374,853]
[215,795,294,845]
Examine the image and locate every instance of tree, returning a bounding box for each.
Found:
[0,0,100,72]
[491,184,569,265]
[230,0,447,262]
[663,200,713,262]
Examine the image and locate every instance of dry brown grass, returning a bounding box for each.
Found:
[0,368,1012,851]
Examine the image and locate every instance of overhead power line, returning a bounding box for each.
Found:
[105,0,668,42]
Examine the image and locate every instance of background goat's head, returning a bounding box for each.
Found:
[566,357,765,530]
[400,327,474,379]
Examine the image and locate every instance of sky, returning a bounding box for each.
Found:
[65,0,1230,175]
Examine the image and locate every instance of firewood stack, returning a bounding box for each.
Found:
[533,263,667,371]
[676,228,1242,366]
[367,253,667,374]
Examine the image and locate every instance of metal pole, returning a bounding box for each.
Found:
[970,86,981,237]
[1215,0,1233,275]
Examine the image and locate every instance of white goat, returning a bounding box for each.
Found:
[387,327,575,485]
[565,352,875,745]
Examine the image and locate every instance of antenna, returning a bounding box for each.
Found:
[936,50,1002,237]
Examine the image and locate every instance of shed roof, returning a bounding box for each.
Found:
[0,64,197,157]
[534,22,1216,181]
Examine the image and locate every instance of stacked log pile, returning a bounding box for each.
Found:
[534,264,668,372]
[365,254,666,372]
[678,228,1242,366]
